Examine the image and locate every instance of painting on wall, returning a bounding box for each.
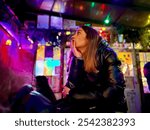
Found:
[35,45,61,92]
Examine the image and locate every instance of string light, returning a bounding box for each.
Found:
[6,39,12,46]
[91,2,95,8]
[79,5,83,10]
[104,14,111,25]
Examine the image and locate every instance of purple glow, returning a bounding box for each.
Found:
[40,0,54,11]
[37,15,49,29]
[50,16,63,29]
[0,22,19,44]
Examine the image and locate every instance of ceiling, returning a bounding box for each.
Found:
[3,0,150,28]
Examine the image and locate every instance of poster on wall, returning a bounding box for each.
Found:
[117,52,133,77]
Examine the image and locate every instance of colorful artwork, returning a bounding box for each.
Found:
[118,52,132,65]
[36,45,45,60]
[44,58,53,76]
[53,46,60,60]
[117,52,133,77]
[45,46,53,57]
[35,60,44,76]
[35,44,61,92]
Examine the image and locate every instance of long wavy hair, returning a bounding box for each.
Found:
[81,26,102,73]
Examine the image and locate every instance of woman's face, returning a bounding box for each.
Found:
[71,27,88,50]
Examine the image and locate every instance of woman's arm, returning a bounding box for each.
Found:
[102,50,126,102]
[65,56,85,89]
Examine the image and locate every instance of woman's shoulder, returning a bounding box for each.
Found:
[97,43,117,58]
[97,43,121,65]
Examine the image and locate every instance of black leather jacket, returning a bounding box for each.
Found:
[65,43,127,112]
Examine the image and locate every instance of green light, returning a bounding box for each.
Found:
[91,2,95,8]
[104,14,111,24]
[84,23,91,26]
[104,19,110,24]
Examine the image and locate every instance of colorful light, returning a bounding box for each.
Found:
[102,27,106,31]
[91,2,95,8]
[104,19,110,24]
[56,36,59,39]
[46,42,51,46]
[38,43,41,46]
[58,32,61,36]
[104,14,111,25]
[79,5,83,11]
[84,23,91,27]
[66,31,71,35]
[101,4,106,11]
[6,39,12,46]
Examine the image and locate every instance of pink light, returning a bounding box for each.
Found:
[79,5,84,11]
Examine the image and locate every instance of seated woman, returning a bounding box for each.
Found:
[58,26,127,113]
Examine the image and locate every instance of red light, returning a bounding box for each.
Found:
[79,5,83,10]
[101,4,106,11]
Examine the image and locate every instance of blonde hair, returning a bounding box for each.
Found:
[81,26,102,73]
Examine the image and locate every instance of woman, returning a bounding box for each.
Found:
[60,26,127,112]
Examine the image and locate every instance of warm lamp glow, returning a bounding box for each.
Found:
[6,39,12,46]
[79,5,83,10]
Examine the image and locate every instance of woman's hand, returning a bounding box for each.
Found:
[70,40,82,58]
[62,86,70,98]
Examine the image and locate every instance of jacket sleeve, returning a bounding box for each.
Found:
[65,56,85,89]
[102,50,126,102]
